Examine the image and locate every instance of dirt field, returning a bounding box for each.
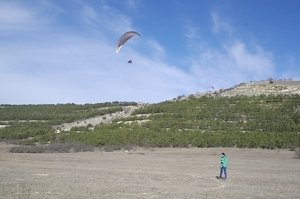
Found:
[0,143,299,199]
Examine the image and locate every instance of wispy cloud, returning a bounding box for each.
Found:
[211,10,233,35]
[88,1,134,35]
[187,40,275,89]
[183,22,200,40]
[226,41,274,76]
[0,1,41,32]
[144,39,166,60]
[0,34,192,103]
[183,10,275,90]
[127,0,140,11]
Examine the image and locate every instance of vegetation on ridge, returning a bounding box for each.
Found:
[0,95,299,150]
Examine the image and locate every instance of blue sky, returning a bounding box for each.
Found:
[0,0,299,104]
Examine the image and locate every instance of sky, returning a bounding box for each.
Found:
[0,0,299,104]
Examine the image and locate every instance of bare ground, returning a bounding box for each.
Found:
[53,106,141,133]
[0,143,299,199]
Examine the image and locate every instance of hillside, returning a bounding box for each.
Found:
[178,80,300,100]
[219,80,300,96]
[0,80,299,149]
[57,80,300,132]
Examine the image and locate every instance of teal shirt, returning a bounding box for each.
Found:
[220,155,228,168]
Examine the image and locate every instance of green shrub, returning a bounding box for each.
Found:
[295,148,300,158]
[9,143,94,153]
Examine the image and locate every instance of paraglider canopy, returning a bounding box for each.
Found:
[115,31,141,54]
[208,85,215,90]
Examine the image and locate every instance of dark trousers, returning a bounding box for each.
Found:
[219,166,227,179]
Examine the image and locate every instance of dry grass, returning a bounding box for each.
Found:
[0,143,299,199]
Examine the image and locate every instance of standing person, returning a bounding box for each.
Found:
[217,152,228,180]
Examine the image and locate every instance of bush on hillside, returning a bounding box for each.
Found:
[9,143,94,153]
[295,148,300,158]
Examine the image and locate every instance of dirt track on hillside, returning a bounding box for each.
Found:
[0,144,299,199]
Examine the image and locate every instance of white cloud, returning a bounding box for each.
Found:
[127,0,140,10]
[84,1,133,35]
[211,11,233,35]
[144,39,166,60]
[0,1,39,31]
[0,37,193,104]
[178,10,277,91]
[187,40,275,90]
[226,41,274,76]
[0,1,193,104]
[183,23,200,40]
